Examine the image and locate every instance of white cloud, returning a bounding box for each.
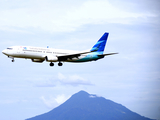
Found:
[55,94,69,104]
[40,94,70,109]
[89,94,101,98]
[40,96,58,109]
[33,73,92,87]
[35,80,56,87]
[0,98,28,104]
[58,73,93,86]
[0,0,156,33]
[64,1,146,24]
[0,99,19,104]
[58,73,66,80]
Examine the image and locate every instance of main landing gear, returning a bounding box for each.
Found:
[50,62,54,66]
[58,62,63,66]
[49,62,63,67]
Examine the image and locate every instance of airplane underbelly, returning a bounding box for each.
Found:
[24,54,43,59]
[66,55,99,63]
[66,55,86,62]
[13,52,44,59]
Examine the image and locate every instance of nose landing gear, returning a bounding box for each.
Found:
[8,56,15,62]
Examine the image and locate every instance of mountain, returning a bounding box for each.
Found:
[26,90,154,120]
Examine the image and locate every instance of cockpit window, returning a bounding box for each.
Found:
[7,48,13,50]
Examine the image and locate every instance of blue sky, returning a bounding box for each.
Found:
[0,0,160,120]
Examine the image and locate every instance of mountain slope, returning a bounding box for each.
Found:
[26,90,154,120]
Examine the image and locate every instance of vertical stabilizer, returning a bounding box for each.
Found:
[90,33,109,53]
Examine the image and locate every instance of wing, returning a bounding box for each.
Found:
[97,53,118,57]
[57,51,92,61]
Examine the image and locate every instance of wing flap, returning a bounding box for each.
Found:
[57,51,92,61]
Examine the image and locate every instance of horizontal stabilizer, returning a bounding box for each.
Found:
[97,53,118,57]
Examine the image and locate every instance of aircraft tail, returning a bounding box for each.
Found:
[90,33,109,53]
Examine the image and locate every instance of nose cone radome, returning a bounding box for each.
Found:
[2,49,7,55]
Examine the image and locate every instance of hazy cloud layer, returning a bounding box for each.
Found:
[33,73,93,87]
[0,0,160,120]
[57,73,93,86]
[0,0,157,33]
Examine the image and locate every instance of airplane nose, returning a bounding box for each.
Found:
[2,49,7,55]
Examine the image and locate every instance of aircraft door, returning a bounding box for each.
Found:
[17,48,20,53]
[17,47,22,54]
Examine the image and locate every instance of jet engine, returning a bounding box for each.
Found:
[31,59,44,63]
[46,55,58,62]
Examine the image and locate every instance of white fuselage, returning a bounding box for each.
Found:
[2,33,117,66]
[2,46,98,63]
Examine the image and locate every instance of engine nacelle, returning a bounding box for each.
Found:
[46,55,58,62]
[31,59,44,63]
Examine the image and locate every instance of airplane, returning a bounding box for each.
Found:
[2,32,118,67]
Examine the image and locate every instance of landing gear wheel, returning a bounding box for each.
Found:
[50,62,54,66]
[58,62,63,66]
